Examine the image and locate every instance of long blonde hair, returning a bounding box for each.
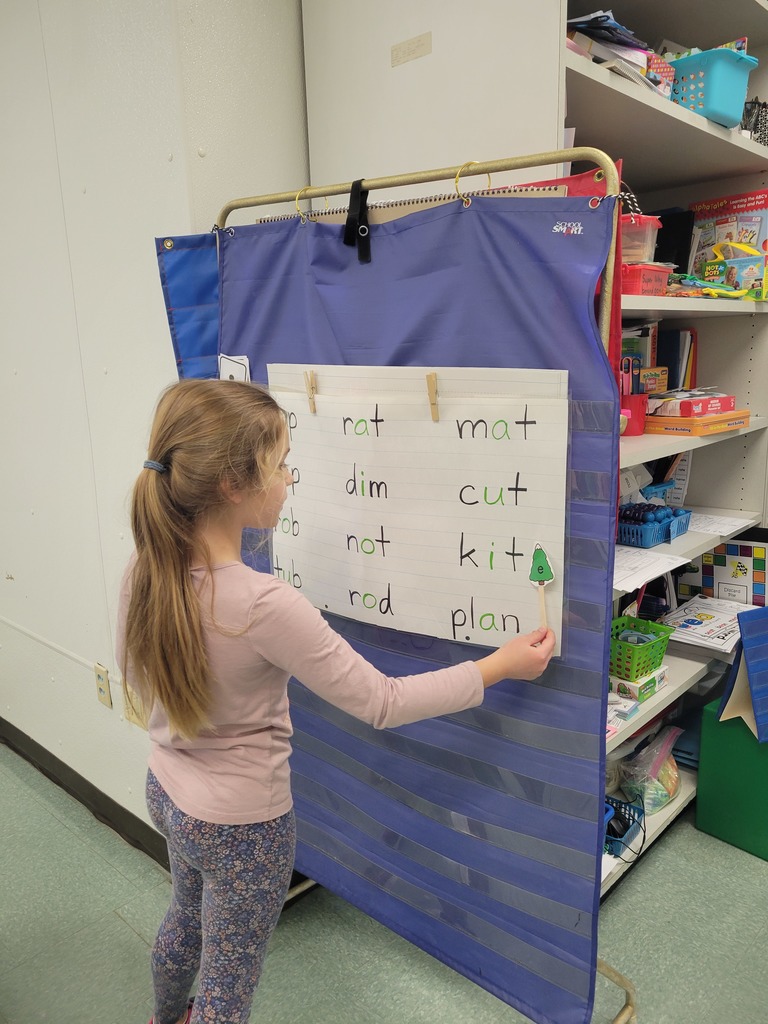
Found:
[123,379,286,739]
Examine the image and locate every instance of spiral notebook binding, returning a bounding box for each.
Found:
[254,184,572,225]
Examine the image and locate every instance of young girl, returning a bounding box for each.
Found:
[117,378,556,1024]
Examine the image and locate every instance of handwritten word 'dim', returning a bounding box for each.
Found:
[346,463,388,498]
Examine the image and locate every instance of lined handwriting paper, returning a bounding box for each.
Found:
[267,365,568,651]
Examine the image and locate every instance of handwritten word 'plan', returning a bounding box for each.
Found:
[267,365,567,651]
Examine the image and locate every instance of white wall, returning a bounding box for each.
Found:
[0,0,308,822]
[301,0,566,203]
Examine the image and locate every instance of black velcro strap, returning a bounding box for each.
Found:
[343,179,371,263]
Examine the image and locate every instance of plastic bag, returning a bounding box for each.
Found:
[620,726,683,814]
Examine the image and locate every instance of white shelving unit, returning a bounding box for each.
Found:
[612,508,762,599]
[606,650,714,752]
[565,52,768,193]
[601,769,698,895]
[565,0,768,893]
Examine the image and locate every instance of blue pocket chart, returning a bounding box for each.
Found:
[157,193,619,1024]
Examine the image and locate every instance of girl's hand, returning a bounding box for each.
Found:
[475,627,556,687]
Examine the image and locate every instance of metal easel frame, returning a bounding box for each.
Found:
[215,147,618,357]
[218,147,637,1024]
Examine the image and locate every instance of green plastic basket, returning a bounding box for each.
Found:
[609,616,675,681]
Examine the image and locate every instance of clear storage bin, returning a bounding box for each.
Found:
[621,214,661,262]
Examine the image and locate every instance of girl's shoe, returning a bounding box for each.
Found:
[149,998,194,1024]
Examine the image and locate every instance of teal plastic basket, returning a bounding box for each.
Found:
[670,49,758,128]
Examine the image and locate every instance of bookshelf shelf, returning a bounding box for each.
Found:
[600,0,768,55]
[565,52,768,193]
[601,768,698,895]
[612,508,762,599]
[606,650,714,753]
[619,417,768,469]
[622,296,768,319]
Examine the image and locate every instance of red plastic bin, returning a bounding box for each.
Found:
[621,262,671,296]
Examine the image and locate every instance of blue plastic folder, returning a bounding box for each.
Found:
[739,606,768,741]
[719,606,768,742]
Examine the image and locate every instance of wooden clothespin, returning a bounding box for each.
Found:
[426,372,439,422]
[304,370,318,414]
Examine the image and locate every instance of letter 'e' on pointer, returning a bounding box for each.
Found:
[528,543,554,630]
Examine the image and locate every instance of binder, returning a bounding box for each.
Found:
[656,327,697,390]
[739,606,768,742]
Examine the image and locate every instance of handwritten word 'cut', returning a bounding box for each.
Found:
[455,405,537,442]
[450,597,520,641]
[273,555,302,589]
[459,533,525,571]
[275,507,299,536]
[342,404,384,437]
[349,583,394,616]
[458,473,528,507]
[346,463,389,499]
[347,526,391,557]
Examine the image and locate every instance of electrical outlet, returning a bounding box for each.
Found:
[94,663,112,708]
[123,684,148,730]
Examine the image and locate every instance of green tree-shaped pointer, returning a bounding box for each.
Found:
[529,544,554,586]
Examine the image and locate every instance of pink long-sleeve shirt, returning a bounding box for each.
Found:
[116,561,484,824]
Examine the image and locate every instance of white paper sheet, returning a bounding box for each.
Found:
[613,545,692,594]
[660,595,756,653]
[686,513,755,536]
[268,364,569,650]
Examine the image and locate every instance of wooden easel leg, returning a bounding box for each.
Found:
[597,957,638,1024]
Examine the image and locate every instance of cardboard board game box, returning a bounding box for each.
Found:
[689,189,768,300]
[642,409,750,435]
[609,663,669,702]
[677,529,768,606]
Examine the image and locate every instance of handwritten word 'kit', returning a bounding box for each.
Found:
[267,365,568,650]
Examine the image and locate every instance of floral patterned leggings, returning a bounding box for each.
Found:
[146,770,296,1024]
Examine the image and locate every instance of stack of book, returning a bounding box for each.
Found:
[621,319,668,394]
[646,388,749,436]
[566,13,674,98]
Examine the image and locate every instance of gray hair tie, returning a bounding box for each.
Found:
[143,460,168,474]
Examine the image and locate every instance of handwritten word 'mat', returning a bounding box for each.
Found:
[456,405,537,442]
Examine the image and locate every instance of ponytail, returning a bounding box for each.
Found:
[123,380,286,739]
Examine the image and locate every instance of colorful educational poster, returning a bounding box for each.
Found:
[660,595,755,653]
[267,364,568,652]
[678,539,767,606]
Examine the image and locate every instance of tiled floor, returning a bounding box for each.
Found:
[1,739,765,1024]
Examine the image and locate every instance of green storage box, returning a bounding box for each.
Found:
[697,699,768,860]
